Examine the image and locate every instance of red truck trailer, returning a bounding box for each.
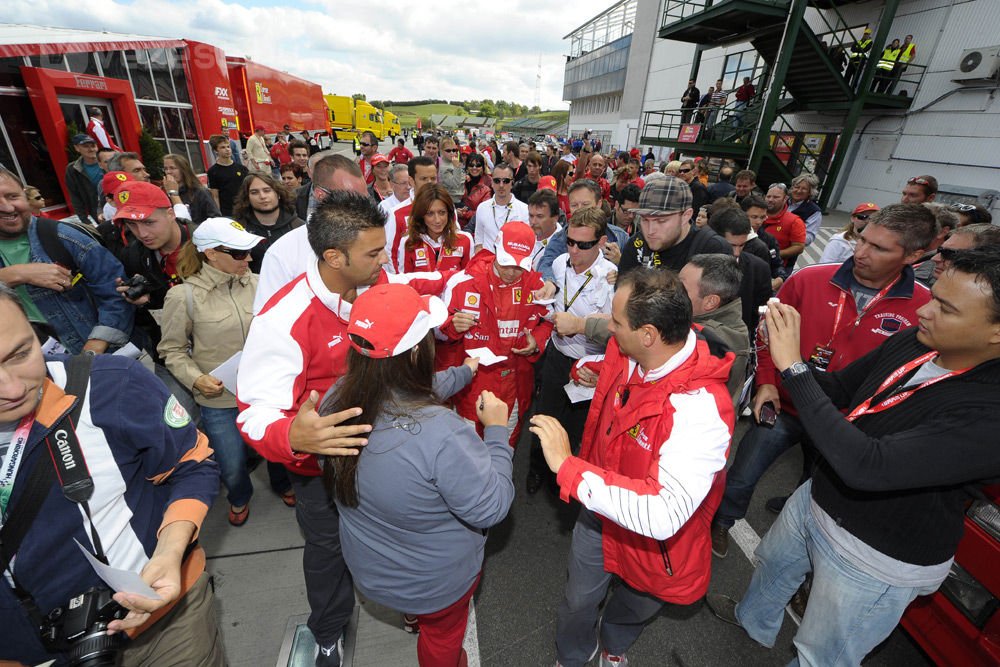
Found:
[225,57,328,136]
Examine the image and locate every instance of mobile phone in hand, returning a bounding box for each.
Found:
[759,401,778,427]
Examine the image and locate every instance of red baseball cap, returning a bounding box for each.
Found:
[629,148,640,159]
[537,175,557,192]
[495,221,535,270]
[254,124,266,132]
[113,181,172,221]
[347,284,448,359]
[852,202,880,215]
[370,154,389,166]
[101,171,132,196]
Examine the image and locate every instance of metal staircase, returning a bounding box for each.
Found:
[642,0,922,207]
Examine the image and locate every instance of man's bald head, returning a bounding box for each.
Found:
[312,154,367,197]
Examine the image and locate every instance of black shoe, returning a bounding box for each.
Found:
[315,638,342,667]
[526,470,543,495]
[706,594,741,627]
[711,523,730,558]
[765,495,788,514]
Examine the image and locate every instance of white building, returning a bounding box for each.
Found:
[564,0,1000,215]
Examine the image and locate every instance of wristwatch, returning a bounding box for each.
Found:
[780,361,810,381]
[167,190,179,196]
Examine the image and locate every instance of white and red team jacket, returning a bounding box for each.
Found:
[561,330,735,603]
[436,252,553,445]
[236,259,450,476]
[400,231,473,273]
[383,202,412,273]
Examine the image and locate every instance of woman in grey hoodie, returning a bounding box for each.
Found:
[320,283,515,667]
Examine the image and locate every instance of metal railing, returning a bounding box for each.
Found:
[641,98,762,145]
[661,0,790,27]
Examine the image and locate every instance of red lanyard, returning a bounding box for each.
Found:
[827,275,900,346]
[846,352,968,421]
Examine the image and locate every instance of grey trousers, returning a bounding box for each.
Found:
[556,508,667,666]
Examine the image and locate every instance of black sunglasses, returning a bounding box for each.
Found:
[935,247,959,261]
[492,177,513,185]
[444,148,459,153]
[359,141,373,147]
[950,203,976,212]
[852,213,871,221]
[215,247,252,260]
[678,168,692,174]
[566,237,600,250]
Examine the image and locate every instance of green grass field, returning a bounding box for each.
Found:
[386,104,569,131]
[385,103,468,128]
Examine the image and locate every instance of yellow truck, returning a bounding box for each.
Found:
[323,95,391,142]
[383,111,401,140]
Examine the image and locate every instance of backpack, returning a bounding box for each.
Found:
[35,217,104,275]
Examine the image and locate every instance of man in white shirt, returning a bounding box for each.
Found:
[378,164,412,219]
[526,207,616,495]
[474,162,529,254]
[254,155,368,313]
[527,189,563,272]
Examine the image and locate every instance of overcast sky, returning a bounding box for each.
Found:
[3,0,615,109]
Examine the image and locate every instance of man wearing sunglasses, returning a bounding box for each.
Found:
[473,163,529,254]
[901,174,937,204]
[526,207,615,495]
[925,223,1000,287]
[356,131,381,186]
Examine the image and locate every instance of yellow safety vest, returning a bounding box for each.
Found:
[850,38,872,59]
[899,43,916,64]
[877,48,901,70]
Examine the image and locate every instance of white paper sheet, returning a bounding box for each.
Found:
[531,297,556,305]
[211,351,243,395]
[465,347,508,366]
[112,342,144,359]
[564,381,596,403]
[74,539,160,599]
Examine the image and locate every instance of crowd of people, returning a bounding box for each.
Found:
[0,118,998,667]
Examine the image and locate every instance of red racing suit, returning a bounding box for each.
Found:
[401,231,473,273]
[557,331,735,603]
[437,252,553,445]
[756,259,930,417]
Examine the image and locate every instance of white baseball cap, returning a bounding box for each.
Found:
[192,218,265,253]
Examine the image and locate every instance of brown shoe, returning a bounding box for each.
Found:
[228,503,250,527]
[711,522,729,558]
[281,490,297,507]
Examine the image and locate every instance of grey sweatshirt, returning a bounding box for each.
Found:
[331,365,515,614]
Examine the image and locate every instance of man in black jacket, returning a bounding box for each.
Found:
[232,172,304,274]
[680,79,700,124]
[618,176,730,277]
[707,247,1000,666]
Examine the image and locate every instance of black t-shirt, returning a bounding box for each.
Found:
[207,161,248,217]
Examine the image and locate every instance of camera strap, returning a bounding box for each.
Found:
[0,355,97,590]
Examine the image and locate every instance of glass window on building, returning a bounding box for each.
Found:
[185,141,205,173]
[0,94,66,207]
[169,48,190,103]
[721,49,765,93]
[126,49,156,101]
[98,50,130,81]
[138,104,164,139]
[161,107,184,143]
[148,48,176,103]
[180,108,198,141]
[29,53,67,72]
[0,57,25,87]
[65,52,99,77]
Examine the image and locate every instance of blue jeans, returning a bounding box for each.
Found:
[715,412,805,529]
[735,481,938,666]
[200,406,253,507]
